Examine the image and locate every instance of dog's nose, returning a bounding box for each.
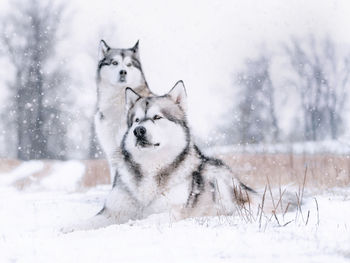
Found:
[134,126,146,138]
[120,70,127,76]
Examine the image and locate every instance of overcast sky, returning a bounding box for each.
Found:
[1,0,350,140]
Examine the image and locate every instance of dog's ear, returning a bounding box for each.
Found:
[167,80,187,111]
[99,40,110,59]
[131,40,139,54]
[125,87,141,111]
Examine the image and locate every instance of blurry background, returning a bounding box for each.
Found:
[0,0,350,160]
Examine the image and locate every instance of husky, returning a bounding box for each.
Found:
[95,40,152,182]
[63,81,256,232]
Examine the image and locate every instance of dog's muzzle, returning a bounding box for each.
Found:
[133,126,160,148]
[134,126,146,138]
[119,70,127,82]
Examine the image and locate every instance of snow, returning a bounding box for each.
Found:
[0,161,44,185]
[40,161,85,191]
[0,162,349,262]
[208,140,350,155]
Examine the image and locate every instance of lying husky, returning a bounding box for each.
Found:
[95,40,152,182]
[64,81,255,232]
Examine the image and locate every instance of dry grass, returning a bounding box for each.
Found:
[219,153,350,189]
[233,163,318,229]
[0,159,110,190]
[0,159,21,173]
[13,162,54,190]
[79,159,110,188]
[1,153,350,191]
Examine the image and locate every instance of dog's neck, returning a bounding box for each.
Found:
[97,81,126,111]
[129,140,195,182]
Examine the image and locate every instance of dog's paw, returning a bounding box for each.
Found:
[60,224,77,234]
[60,222,87,233]
[60,214,116,233]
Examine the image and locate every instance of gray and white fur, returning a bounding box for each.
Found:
[64,81,255,231]
[95,40,152,182]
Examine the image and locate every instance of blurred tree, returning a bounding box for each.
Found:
[1,0,69,160]
[232,55,279,144]
[284,35,350,141]
[88,121,103,159]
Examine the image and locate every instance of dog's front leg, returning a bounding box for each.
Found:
[61,187,140,233]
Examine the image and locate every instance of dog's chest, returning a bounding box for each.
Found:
[95,83,150,158]
[98,91,124,123]
[121,165,192,212]
[95,93,126,156]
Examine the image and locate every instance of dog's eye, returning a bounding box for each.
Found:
[135,118,140,123]
[153,115,162,120]
[126,63,132,67]
[112,61,118,66]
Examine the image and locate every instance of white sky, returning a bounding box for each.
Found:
[1,0,350,140]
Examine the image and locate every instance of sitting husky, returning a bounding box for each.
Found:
[64,81,255,231]
[95,40,152,182]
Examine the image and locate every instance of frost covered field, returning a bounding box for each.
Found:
[0,156,349,263]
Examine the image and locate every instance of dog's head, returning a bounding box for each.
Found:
[97,40,145,87]
[123,81,190,163]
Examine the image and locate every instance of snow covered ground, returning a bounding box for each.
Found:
[207,140,350,155]
[0,161,349,262]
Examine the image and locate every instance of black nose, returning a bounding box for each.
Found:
[134,126,146,138]
[120,70,127,76]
